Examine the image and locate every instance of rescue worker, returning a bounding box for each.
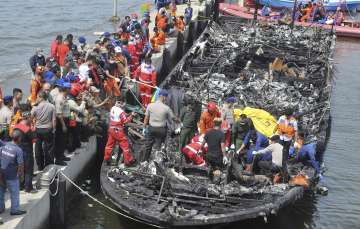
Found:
[104,60,121,98]
[32,91,56,170]
[231,114,254,151]
[113,46,129,79]
[273,108,298,165]
[289,133,321,178]
[150,27,166,53]
[184,2,193,25]
[181,134,207,166]
[179,101,200,151]
[104,100,136,166]
[174,16,186,32]
[199,102,221,135]
[29,48,46,75]
[143,89,179,162]
[0,96,12,141]
[13,105,37,193]
[54,80,72,166]
[199,118,228,172]
[134,57,157,108]
[237,130,269,171]
[156,9,169,32]
[253,135,283,175]
[58,39,70,74]
[30,65,45,106]
[50,35,62,62]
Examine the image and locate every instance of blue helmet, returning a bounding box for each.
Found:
[103,32,111,38]
[159,89,169,97]
[224,97,236,103]
[78,36,86,44]
[3,95,13,103]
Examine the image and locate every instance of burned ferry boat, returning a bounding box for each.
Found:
[101,16,335,227]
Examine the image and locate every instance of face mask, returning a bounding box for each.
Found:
[37,54,42,57]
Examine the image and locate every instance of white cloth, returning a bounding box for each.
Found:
[78,63,90,82]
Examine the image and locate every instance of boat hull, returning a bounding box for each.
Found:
[220,3,360,38]
[257,0,360,10]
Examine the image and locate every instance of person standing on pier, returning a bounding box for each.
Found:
[31,91,56,170]
[54,81,72,166]
[184,2,193,25]
[0,129,26,215]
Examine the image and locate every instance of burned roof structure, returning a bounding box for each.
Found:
[101,16,335,228]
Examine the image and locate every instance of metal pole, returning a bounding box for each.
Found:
[113,0,117,18]
[111,0,119,22]
[290,0,298,30]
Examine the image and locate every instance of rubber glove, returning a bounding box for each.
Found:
[319,174,324,182]
[252,151,258,155]
[230,144,235,150]
[223,156,229,166]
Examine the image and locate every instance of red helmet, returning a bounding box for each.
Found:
[70,83,82,97]
[207,102,217,112]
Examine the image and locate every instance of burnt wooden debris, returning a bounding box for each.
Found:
[101,17,335,227]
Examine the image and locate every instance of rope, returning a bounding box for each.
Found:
[57,171,165,228]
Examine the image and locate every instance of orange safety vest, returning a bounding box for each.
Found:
[278,116,297,138]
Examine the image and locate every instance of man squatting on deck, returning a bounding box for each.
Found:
[0,2,192,215]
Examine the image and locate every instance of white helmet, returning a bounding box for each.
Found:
[115,46,122,53]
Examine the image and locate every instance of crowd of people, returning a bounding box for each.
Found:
[0,0,193,217]
[261,2,346,26]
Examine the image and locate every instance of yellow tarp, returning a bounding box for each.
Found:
[234,107,277,138]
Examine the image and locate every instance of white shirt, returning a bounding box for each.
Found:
[257,143,284,167]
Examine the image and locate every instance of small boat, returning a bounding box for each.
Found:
[101,15,334,228]
[257,0,360,11]
[220,3,360,38]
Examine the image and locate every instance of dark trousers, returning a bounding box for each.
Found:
[143,126,167,162]
[55,118,68,160]
[35,128,55,170]
[258,160,280,176]
[179,127,196,151]
[24,148,34,191]
[205,152,223,170]
[280,139,292,165]
[68,124,81,153]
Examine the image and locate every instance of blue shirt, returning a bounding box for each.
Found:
[185,7,193,21]
[243,131,269,151]
[0,142,24,180]
[289,143,320,174]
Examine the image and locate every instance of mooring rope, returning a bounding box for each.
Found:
[56,171,165,228]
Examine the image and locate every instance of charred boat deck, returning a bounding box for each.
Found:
[101,16,335,228]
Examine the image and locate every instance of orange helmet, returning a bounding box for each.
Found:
[207,102,217,112]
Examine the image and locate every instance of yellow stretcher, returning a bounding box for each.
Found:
[234,107,277,138]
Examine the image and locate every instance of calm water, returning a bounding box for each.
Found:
[1,1,360,228]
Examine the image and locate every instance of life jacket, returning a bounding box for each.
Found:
[138,63,156,86]
[278,115,297,138]
[199,110,220,134]
[30,77,43,105]
[9,111,23,137]
[156,15,168,31]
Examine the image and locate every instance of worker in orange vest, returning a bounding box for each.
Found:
[174,16,186,32]
[273,108,298,164]
[30,66,45,106]
[199,102,221,135]
[150,27,166,53]
[134,57,157,108]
